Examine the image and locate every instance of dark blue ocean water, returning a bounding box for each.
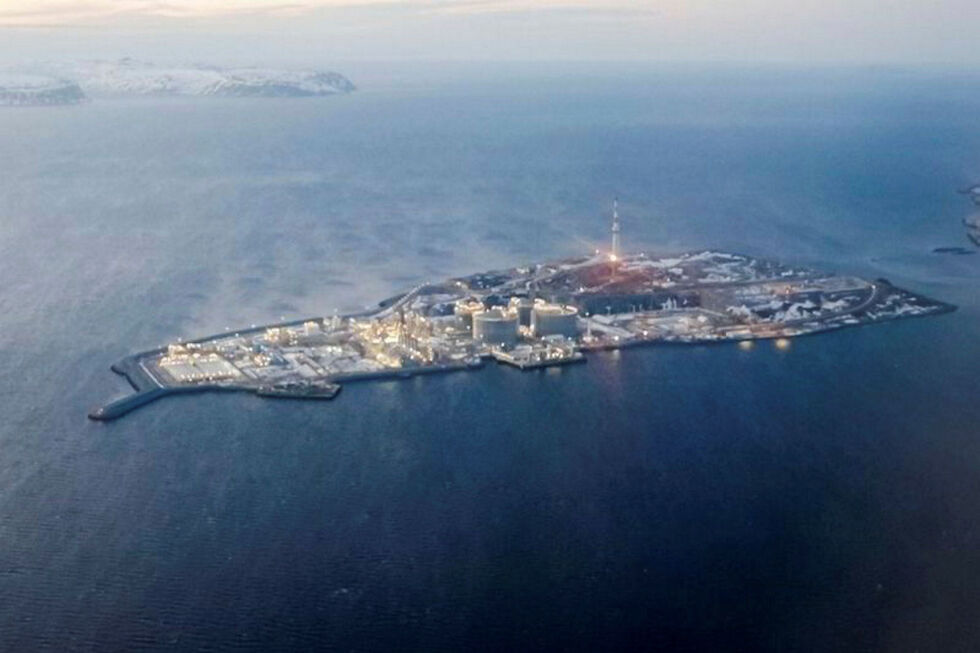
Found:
[0,64,978,651]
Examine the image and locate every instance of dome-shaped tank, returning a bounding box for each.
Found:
[472,308,519,346]
[508,297,535,327]
[454,299,486,330]
[531,303,579,339]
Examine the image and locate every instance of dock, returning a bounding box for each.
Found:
[491,349,586,370]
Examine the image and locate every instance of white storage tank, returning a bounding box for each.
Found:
[531,303,579,339]
[508,297,535,327]
[454,299,486,330]
[472,308,519,346]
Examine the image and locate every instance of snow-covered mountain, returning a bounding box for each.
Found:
[0,60,355,105]
[0,74,86,106]
[52,59,356,97]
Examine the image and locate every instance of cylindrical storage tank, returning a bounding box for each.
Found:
[531,304,579,338]
[472,308,519,346]
[509,297,534,327]
[454,300,485,331]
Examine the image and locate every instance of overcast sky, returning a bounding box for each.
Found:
[1,0,977,65]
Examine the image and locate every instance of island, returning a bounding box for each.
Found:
[90,247,955,421]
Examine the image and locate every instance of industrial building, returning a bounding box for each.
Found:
[158,352,242,383]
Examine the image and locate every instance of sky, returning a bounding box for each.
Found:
[0,0,977,65]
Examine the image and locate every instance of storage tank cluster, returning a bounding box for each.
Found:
[455,297,578,346]
[531,302,579,339]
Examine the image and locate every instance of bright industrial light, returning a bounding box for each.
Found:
[609,254,619,262]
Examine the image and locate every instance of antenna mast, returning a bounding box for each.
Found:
[611,198,621,261]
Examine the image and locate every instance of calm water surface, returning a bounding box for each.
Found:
[0,64,978,651]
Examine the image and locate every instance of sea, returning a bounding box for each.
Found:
[0,63,978,651]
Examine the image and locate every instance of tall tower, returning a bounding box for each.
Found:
[611,198,621,261]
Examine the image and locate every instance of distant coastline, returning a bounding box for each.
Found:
[0,59,355,107]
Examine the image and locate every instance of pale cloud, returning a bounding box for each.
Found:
[428,0,654,15]
[0,0,385,26]
[0,0,657,26]
[1,0,976,64]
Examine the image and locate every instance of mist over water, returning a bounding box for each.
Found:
[0,64,978,651]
